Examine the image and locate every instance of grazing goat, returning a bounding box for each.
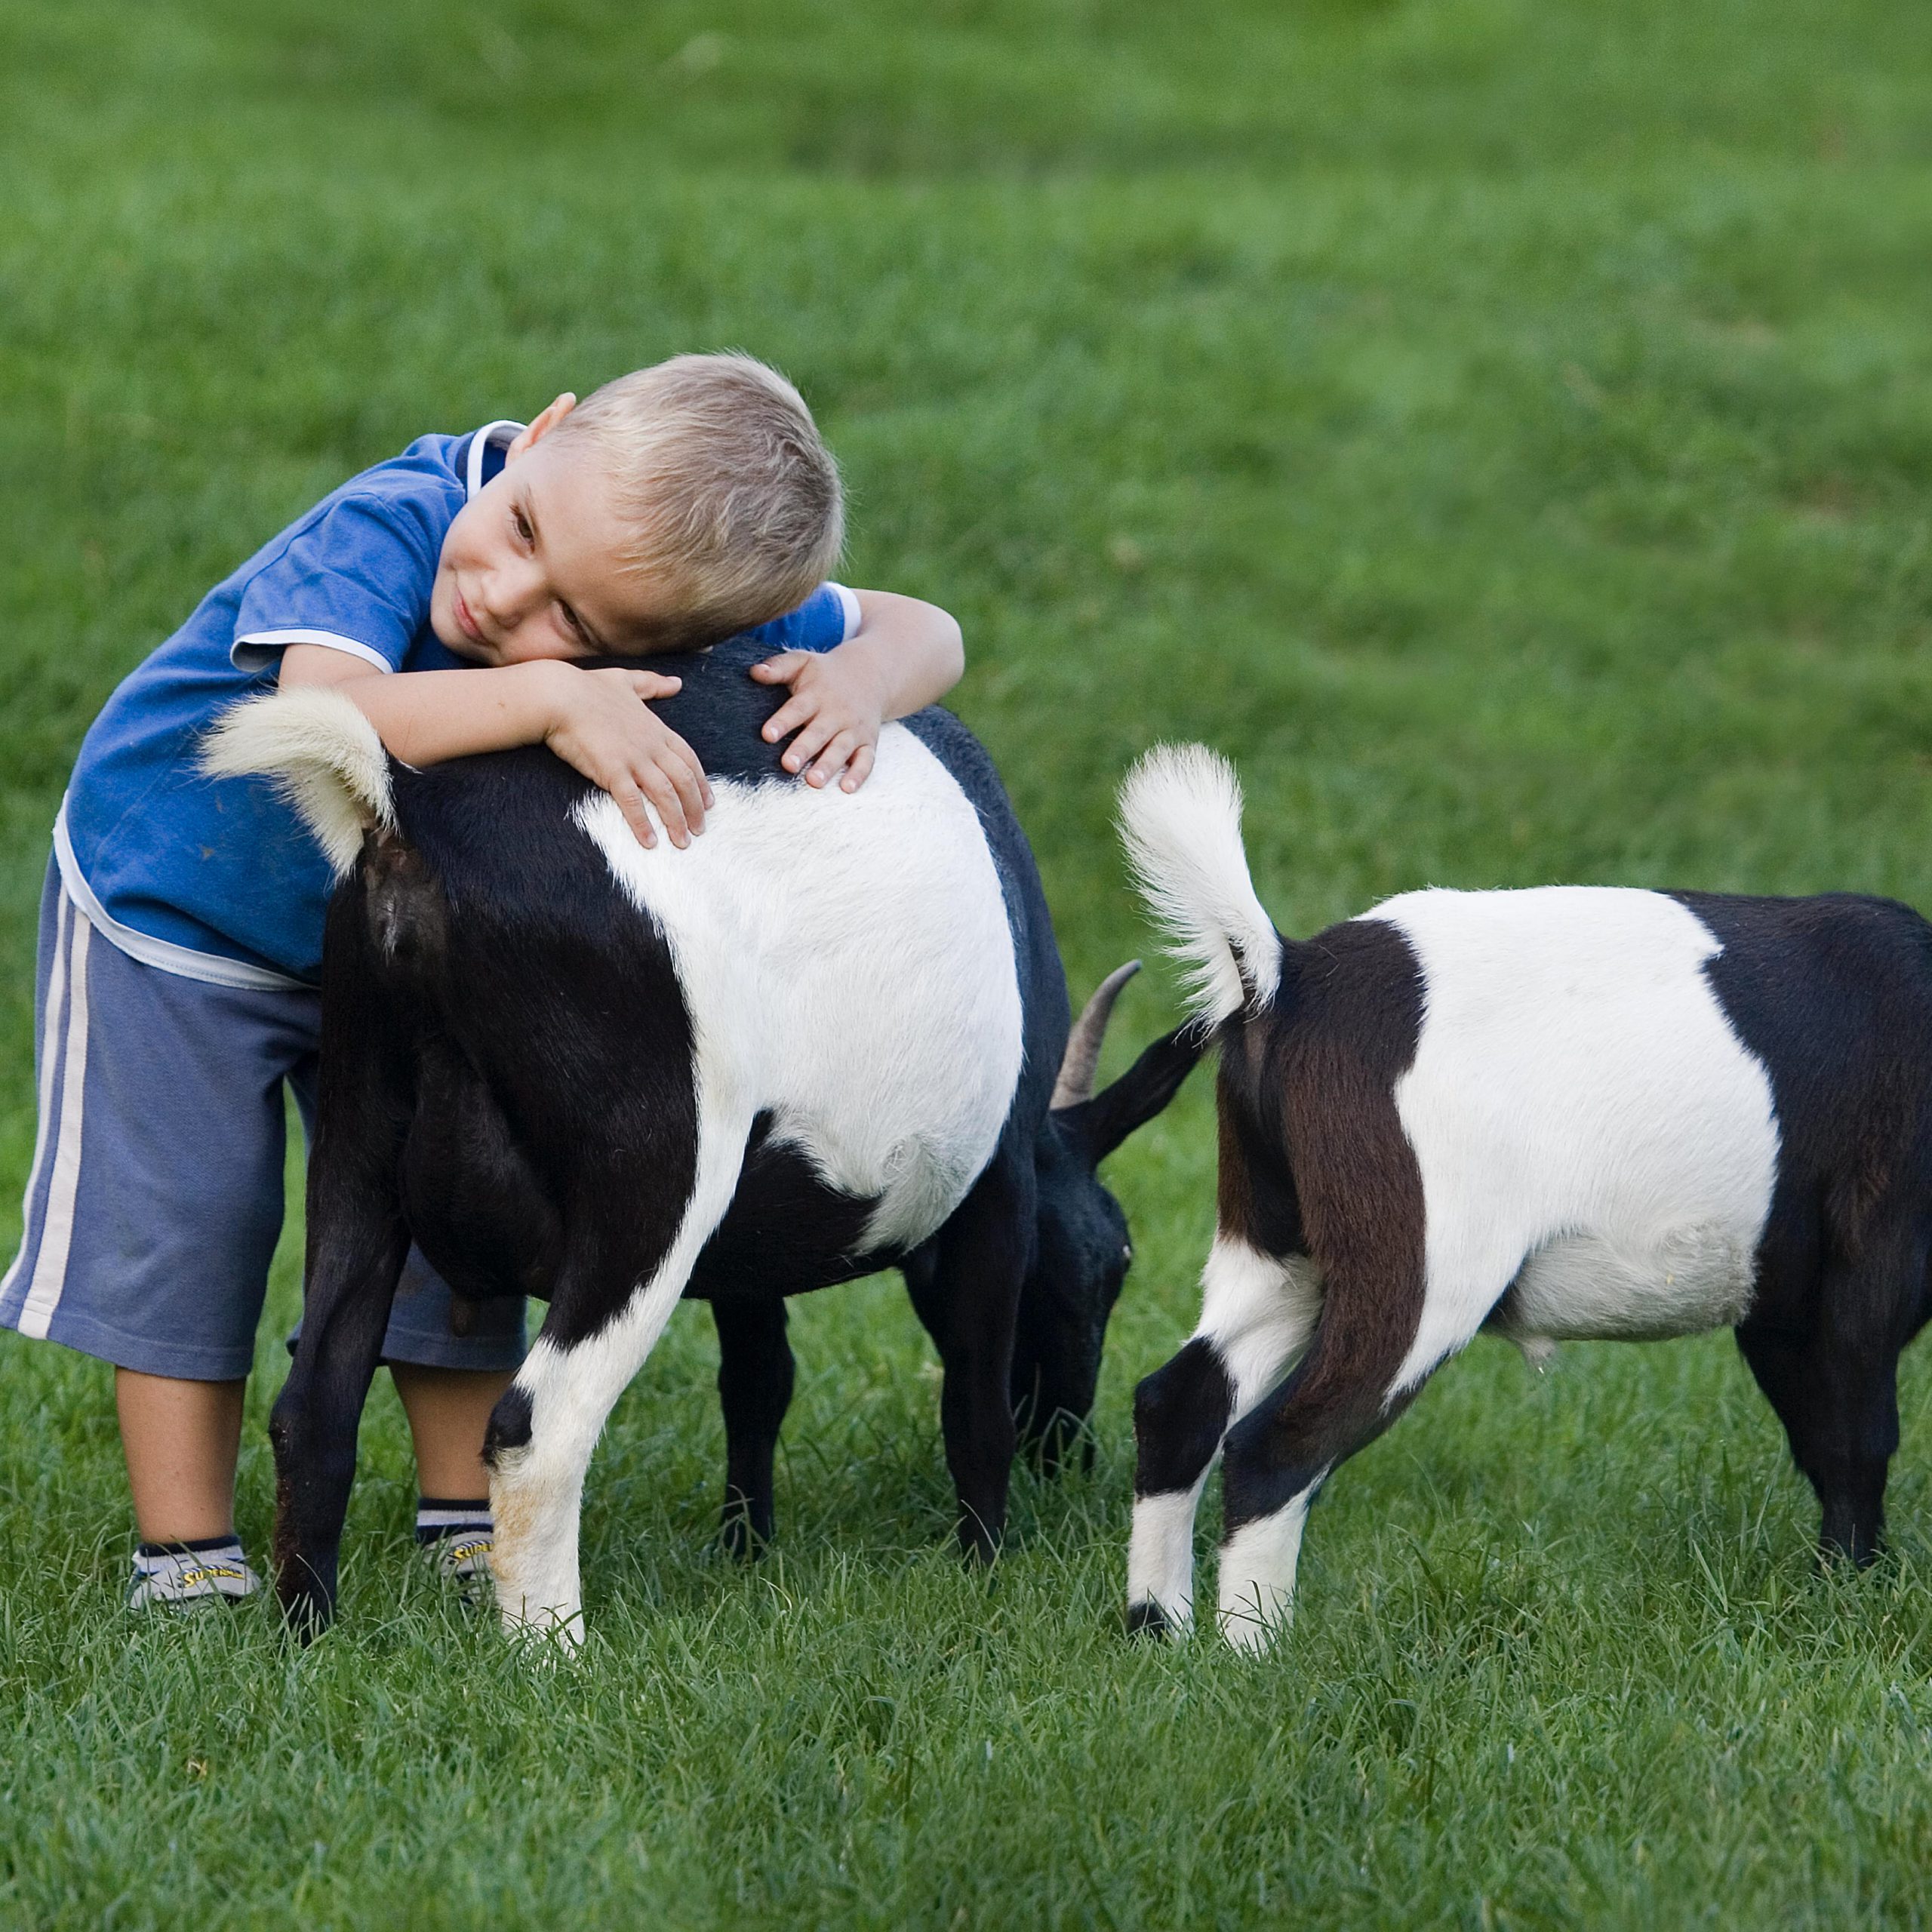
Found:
[208,638,1197,1641]
[1119,744,1932,1651]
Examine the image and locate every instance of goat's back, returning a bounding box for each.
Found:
[1254,883,1932,1373]
[382,639,1054,1267]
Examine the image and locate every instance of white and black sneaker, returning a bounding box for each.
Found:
[128,1536,262,1610]
[416,1499,494,1604]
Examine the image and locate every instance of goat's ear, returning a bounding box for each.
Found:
[1061,1026,1205,1164]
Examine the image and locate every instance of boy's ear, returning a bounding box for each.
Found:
[507,392,577,463]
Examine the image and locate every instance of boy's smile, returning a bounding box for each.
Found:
[430,394,675,666]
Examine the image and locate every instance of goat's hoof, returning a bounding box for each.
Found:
[499,1604,586,1656]
[718,1512,771,1564]
[1018,1429,1069,1478]
[276,1584,334,1644]
[1125,1598,1173,1641]
[1817,1531,1890,1574]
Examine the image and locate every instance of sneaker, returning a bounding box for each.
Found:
[416,1502,494,1605]
[423,1528,494,1593]
[128,1538,262,1610]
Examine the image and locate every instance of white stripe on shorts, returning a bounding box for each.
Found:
[17,906,93,1338]
[0,888,72,1305]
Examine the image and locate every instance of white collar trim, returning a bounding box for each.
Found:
[466,420,525,500]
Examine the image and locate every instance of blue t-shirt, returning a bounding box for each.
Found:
[57,421,860,989]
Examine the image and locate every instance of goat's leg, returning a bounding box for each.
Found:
[486,1111,749,1644]
[906,1150,1032,1562]
[1737,1322,1894,1565]
[270,1201,409,1635]
[712,1294,795,1558]
[269,890,414,1636]
[1213,1242,1511,1653]
[1737,1222,1925,1567]
[1127,1237,1320,1636]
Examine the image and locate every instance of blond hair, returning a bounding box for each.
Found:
[554,353,844,648]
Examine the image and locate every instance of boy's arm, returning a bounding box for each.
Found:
[749,589,964,792]
[276,644,712,849]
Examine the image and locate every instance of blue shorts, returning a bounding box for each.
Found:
[1,861,527,1381]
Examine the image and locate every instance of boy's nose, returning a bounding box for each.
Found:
[486,557,546,630]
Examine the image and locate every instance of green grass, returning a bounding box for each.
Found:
[5,0,1932,1923]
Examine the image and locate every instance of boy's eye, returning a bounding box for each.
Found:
[559,604,590,645]
[511,506,534,545]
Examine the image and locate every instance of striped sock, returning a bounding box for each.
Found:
[128,1534,261,1609]
[416,1497,493,1587]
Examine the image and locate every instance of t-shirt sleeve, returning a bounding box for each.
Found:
[741,581,862,656]
[230,492,445,675]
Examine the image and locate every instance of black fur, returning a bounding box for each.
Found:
[1675,890,1932,1564]
[483,1384,534,1461]
[714,1294,793,1558]
[690,1114,882,1299]
[269,866,418,1633]
[1133,1338,1236,1497]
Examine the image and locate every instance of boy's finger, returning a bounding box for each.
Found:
[628,672,682,699]
[781,716,840,775]
[749,652,808,683]
[760,693,817,744]
[663,731,711,818]
[807,731,860,788]
[638,766,692,848]
[663,749,708,835]
[612,778,657,850]
[839,743,876,792]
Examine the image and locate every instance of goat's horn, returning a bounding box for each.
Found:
[1052,960,1142,1109]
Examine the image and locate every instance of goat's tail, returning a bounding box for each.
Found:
[200,687,395,879]
[1118,743,1282,1029]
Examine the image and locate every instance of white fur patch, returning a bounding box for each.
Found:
[577,723,1026,1253]
[199,687,394,877]
[1118,744,1281,1027]
[1198,1239,1322,1410]
[1128,1485,1208,1632]
[1371,887,1780,1392]
[1217,1488,1316,1654]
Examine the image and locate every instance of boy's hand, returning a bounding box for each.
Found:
[750,648,891,792]
[540,665,713,849]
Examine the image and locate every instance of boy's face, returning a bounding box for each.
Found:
[430,395,674,665]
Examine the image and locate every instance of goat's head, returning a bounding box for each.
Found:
[1013,961,1203,1469]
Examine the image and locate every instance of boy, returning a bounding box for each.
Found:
[1,354,963,1607]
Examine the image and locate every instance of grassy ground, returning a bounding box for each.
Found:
[4,1,1932,1924]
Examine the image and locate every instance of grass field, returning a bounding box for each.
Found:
[5,1,1932,1924]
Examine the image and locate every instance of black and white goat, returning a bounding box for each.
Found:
[1119,744,1932,1651]
[207,639,1196,1641]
